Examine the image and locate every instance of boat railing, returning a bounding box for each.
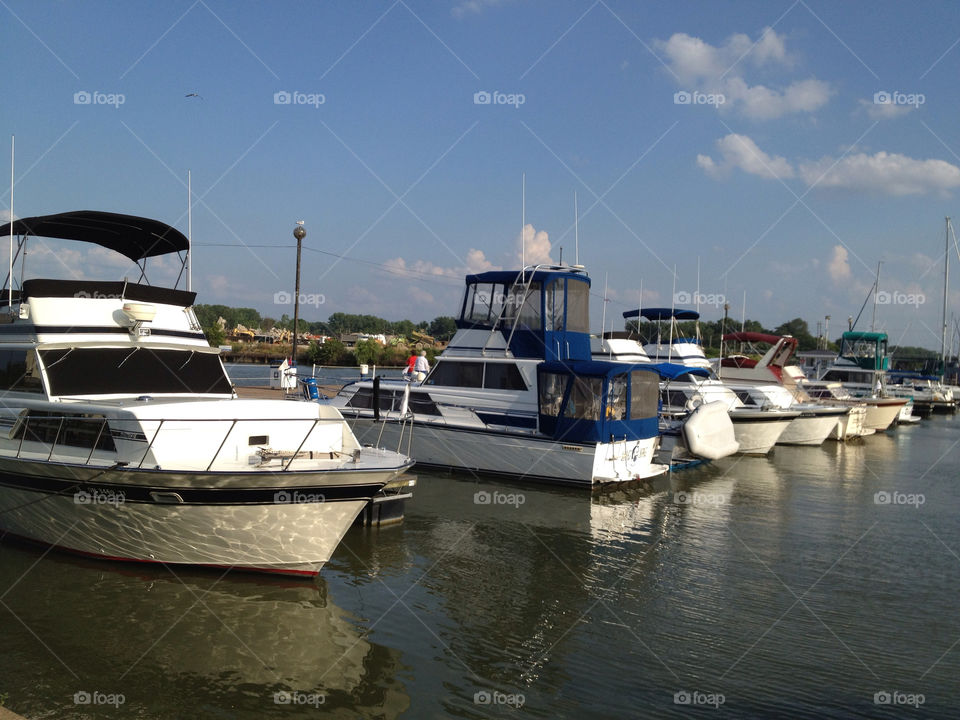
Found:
[9,413,351,471]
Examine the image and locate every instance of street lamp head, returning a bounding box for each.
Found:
[293,222,306,241]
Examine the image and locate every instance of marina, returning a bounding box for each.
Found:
[1,413,957,718]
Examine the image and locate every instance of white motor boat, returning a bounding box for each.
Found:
[594,313,797,456]
[0,211,412,577]
[332,266,669,487]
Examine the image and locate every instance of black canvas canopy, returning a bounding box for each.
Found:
[3,211,189,262]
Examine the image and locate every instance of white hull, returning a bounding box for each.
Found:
[345,417,666,487]
[862,401,907,431]
[729,413,793,455]
[778,411,846,446]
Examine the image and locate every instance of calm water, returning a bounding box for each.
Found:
[2,416,959,718]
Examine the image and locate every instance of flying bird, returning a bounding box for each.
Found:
[185,92,202,99]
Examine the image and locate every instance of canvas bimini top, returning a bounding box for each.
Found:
[4,211,189,262]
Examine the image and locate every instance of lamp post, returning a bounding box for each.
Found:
[292,221,305,376]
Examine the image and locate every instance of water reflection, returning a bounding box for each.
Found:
[0,543,409,719]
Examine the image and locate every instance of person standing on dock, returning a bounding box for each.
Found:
[414,350,430,382]
[404,353,417,380]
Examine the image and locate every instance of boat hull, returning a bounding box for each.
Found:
[344,417,666,487]
[0,459,409,576]
[778,410,848,446]
[729,412,793,455]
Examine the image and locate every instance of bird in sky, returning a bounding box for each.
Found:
[185,92,202,99]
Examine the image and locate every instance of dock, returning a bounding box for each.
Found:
[234,384,342,400]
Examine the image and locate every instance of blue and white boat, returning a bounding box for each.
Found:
[331,265,668,487]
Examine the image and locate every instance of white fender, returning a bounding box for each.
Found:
[682,400,739,460]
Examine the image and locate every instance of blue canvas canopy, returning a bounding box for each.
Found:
[623,308,700,321]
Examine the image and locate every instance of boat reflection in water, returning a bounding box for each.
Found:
[0,541,410,719]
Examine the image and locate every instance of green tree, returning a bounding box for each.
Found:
[354,339,381,365]
[310,339,347,365]
[203,323,225,347]
[429,316,457,341]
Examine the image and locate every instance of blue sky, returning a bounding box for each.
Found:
[3,0,960,350]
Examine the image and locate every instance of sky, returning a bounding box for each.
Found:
[2,0,960,351]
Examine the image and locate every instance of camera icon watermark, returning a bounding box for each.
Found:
[274,490,326,504]
[75,489,125,507]
[74,90,125,108]
[473,689,525,708]
[674,90,725,106]
[875,290,924,307]
[274,290,325,308]
[273,690,325,707]
[473,90,526,108]
[874,490,924,508]
[874,690,924,707]
[73,690,125,708]
[873,90,925,108]
[274,90,325,107]
[674,290,725,308]
[474,490,525,508]
[673,689,725,708]
[674,491,727,506]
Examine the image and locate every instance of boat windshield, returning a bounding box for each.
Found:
[39,348,233,396]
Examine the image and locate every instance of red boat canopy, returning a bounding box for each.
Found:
[722,332,797,348]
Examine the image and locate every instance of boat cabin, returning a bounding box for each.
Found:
[537,361,660,442]
[837,331,889,372]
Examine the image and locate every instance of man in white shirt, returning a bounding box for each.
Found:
[414,350,430,382]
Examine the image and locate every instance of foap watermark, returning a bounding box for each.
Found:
[74,290,123,299]
[876,290,925,307]
[474,490,525,508]
[273,690,326,707]
[274,490,326,504]
[874,90,925,108]
[674,689,725,708]
[674,491,727,507]
[274,290,325,308]
[75,489,125,507]
[74,90,125,108]
[674,290,726,308]
[874,690,925,708]
[474,90,525,108]
[674,90,725,107]
[274,90,325,107]
[473,689,525,708]
[874,491,925,508]
[73,690,125,708]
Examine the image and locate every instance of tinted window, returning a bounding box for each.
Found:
[15,411,116,451]
[563,376,603,420]
[427,361,483,388]
[40,348,232,395]
[630,371,660,418]
[484,363,527,390]
[0,349,43,393]
[538,372,566,417]
[608,375,627,420]
[565,279,589,333]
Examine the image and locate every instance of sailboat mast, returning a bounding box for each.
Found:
[8,136,13,311]
[871,261,882,332]
[943,217,951,376]
[187,170,192,292]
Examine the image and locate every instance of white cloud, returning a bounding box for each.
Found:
[827,246,851,283]
[858,98,913,120]
[383,247,498,281]
[697,133,795,180]
[699,135,960,196]
[656,28,831,119]
[451,0,509,18]
[799,151,960,195]
[516,223,553,266]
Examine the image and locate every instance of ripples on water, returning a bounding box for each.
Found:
[1,416,958,718]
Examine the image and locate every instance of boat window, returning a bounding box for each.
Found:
[630,371,660,418]
[544,279,563,331]
[607,375,627,420]
[483,363,527,390]
[462,282,506,327]
[14,411,116,451]
[502,282,541,330]
[662,389,688,409]
[39,348,233,395]
[0,349,44,393]
[345,387,440,415]
[426,361,483,388]
[538,372,566,417]
[565,280,589,333]
[563,376,603,420]
[734,390,758,406]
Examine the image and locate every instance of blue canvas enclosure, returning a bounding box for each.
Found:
[456,268,592,362]
[537,361,660,442]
